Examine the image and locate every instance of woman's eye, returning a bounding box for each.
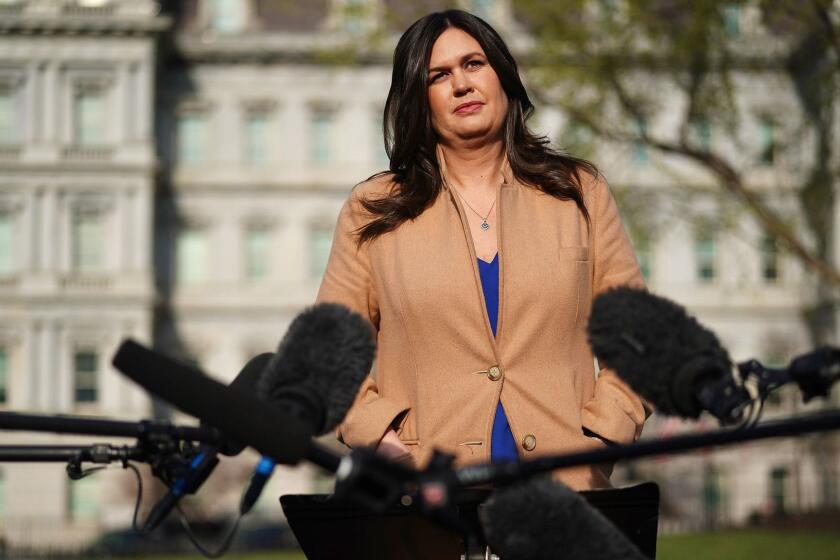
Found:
[466,60,484,69]
[430,72,446,83]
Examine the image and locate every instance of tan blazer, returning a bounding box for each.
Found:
[316,171,647,490]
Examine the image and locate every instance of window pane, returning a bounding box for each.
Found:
[177,227,208,285]
[177,114,207,165]
[694,119,711,151]
[212,0,247,32]
[74,350,98,403]
[695,231,716,282]
[723,4,741,38]
[761,236,779,282]
[72,213,104,273]
[0,89,17,144]
[74,90,106,146]
[769,467,788,515]
[759,118,775,165]
[632,234,652,282]
[632,118,647,165]
[245,228,270,281]
[373,112,389,167]
[471,0,494,21]
[311,113,332,165]
[69,476,100,519]
[0,213,13,275]
[0,348,7,404]
[310,227,333,280]
[245,113,268,165]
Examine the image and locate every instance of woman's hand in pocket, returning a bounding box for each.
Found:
[377,428,410,460]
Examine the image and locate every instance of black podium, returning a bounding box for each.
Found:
[280,482,659,559]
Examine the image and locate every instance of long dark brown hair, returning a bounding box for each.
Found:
[357,9,596,245]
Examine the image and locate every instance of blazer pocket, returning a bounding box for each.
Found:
[558,246,592,325]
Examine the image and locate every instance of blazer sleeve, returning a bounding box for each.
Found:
[316,187,408,449]
[580,174,651,444]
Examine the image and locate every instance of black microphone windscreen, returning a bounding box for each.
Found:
[481,477,648,560]
[258,303,375,434]
[587,287,732,418]
[112,340,311,465]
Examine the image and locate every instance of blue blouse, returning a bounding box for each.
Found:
[477,254,518,463]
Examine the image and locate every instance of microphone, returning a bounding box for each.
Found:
[112,340,313,465]
[587,286,750,424]
[239,302,377,514]
[142,353,272,532]
[480,477,648,560]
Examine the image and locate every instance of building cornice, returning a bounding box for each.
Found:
[0,0,171,36]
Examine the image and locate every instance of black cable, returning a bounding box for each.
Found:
[175,503,243,559]
[123,462,145,534]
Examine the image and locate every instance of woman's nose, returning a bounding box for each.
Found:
[453,72,473,96]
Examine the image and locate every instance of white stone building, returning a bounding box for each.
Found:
[0,0,837,548]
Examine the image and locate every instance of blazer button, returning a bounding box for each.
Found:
[522,434,537,451]
[487,365,502,381]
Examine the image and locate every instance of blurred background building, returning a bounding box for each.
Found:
[0,0,838,549]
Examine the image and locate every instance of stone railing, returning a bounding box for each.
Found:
[60,275,112,290]
[62,144,115,161]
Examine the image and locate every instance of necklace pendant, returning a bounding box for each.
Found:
[480,220,490,231]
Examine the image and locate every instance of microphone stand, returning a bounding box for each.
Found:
[0,410,231,528]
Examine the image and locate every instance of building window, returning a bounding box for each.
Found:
[693,118,712,151]
[723,3,741,38]
[310,111,334,165]
[73,88,107,146]
[703,464,724,529]
[72,211,104,273]
[0,468,5,516]
[470,0,494,21]
[245,226,270,281]
[759,117,776,166]
[211,0,247,33]
[177,113,208,165]
[73,349,98,403]
[373,111,389,167]
[632,117,648,165]
[769,467,788,516]
[68,476,100,520]
[761,235,780,282]
[632,233,652,282]
[177,226,209,285]
[309,225,333,281]
[695,229,716,282]
[0,212,13,276]
[0,347,8,404]
[244,112,269,165]
[0,87,19,145]
[341,0,367,33]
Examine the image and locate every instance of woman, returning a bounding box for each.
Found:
[316,10,647,490]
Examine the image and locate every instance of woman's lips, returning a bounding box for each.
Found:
[454,101,484,114]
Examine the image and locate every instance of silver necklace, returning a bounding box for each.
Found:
[453,188,497,231]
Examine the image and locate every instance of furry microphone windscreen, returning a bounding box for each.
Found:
[480,477,648,560]
[587,286,732,418]
[257,302,376,434]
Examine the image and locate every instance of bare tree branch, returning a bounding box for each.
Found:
[557,102,840,287]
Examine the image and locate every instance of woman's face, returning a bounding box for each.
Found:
[427,27,509,147]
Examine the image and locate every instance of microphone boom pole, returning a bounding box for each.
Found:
[451,409,840,488]
[0,411,222,445]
